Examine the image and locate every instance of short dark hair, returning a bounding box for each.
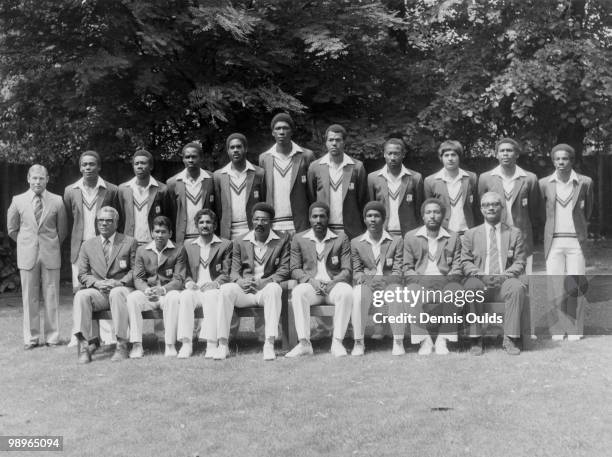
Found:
[152,215,173,232]
[384,138,406,153]
[551,143,576,161]
[420,198,446,218]
[226,133,248,151]
[133,149,154,166]
[325,124,347,141]
[251,202,275,220]
[194,208,217,225]
[182,142,203,157]
[79,150,101,166]
[271,113,295,131]
[309,201,330,217]
[495,138,521,154]
[438,140,463,158]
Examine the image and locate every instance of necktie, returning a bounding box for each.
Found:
[34,195,43,225]
[103,239,111,265]
[488,226,500,275]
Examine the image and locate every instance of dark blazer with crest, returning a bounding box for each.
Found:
[351,233,403,284]
[402,227,462,276]
[229,231,290,286]
[77,233,138,288]
[183,237,233,285]
[133,243,186,292]
[424,170,479,230]
[117,179,171,238]
[290,230,351,285]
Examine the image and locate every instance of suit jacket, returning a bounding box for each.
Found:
[351,233,403,284]
[134,243,186,292]
[117,179,171,238]
[461,223,526,277]
[478,169,541,256]
[77,233,138,288]
[259,146,315,233]
[307,155,368,239]
[539,172,593,259]
[166,170,215,244]
[183,237,233,285]
[7,190,68,270]
[63,179,120,263]
[230,231,290,285]
[213,164,266,239]
[402,227,462,276]
[424,169,479,230]
[368,168,424,236]
[290,230,351,285]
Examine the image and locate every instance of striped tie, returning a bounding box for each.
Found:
[34,195,43,225]
[488,226,500,275]
[103,239,111,265]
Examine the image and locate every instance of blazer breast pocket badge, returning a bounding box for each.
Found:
[521,198,528,207]
[215,264,221,272]
[155,205,161,214]
[119,259,127,269]
[469,195,474,203]
[406,194,413,203]
[349,182,355,190]
[507,249,514,261]
[210,195,214,203]
[165,268,173,276]
[301,175,307,184]
[446,256,453,265]
[580,200,585,209]
[386,258,393,267]
[254,190,259,200]
[331,255,339,265]
[274,258,279,266]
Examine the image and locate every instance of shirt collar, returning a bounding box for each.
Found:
[219,160,256,174]
[28,189,47,200]
[549,170,579,183]
[193,234,222,247]
[72,176,107,190]
[265,141,303,159]
[243,229,280,246]
[145,239,175,252]
[432,168,470,182]
[491,165,527,180]
[319,153,354,168]
[303,228,337,243]
[100,233,117,245]
[377,165,411,180]
[127,176,159,188]
[176,168,211,183]
[415,225,451,240]
[484,222,502,234]
[360,230,393,244]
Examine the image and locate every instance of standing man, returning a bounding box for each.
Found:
[424,140,479,234]
[166,142,215,245]
[213,133,266,240]
[478,138,540,273]
[392,198,462,356]
[307,124,368,240]
[286,202,353,358]
[350,201,403,356]
[259,113,314,234]
[461,191,527,356]
[218,203,290,361]
[7,164,68,349]
[368,138,423,237]
[72,206,138,363]
[539,144,593,341]
[176,209,232,359]
[126,216,185,358]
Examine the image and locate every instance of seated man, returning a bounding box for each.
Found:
[286,202,353,358]
[176,209,232,359]
[462,191,527,356]
[393,198,462,356]
[126,216,186,358]
[72,206,138,363]
[350,201,402,356]
[218,203,290,361]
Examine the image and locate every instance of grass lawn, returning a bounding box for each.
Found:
[1,288,612,457]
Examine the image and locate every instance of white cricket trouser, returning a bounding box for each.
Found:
[126,290,181,344]
[177,289,219,342]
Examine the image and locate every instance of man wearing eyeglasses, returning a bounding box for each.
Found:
[461,192,527,356]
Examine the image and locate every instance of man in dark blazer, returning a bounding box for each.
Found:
[424,140,479,233]
[259,113,314,234]
[307,124,368,240]
[72,206,138,363]
[395,198,462,356]
[539,143,593,341]
[218,203,290,361]
[176,209,232,359]
[126,216,186,358]
[478,138,541,273]
[350,201,402,356]
[213,133,266,240]
[7,164,68,349]
[462,191,527,356]
[117,149,171,245]
[166,142,215,244]
[287,202,353,358]
[368,138,423,237]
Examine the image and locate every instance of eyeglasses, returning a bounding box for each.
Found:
[97,218,116,224]
[481,202,502,208]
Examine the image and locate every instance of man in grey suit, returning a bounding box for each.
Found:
[7,164,68,349]
[72,206,138,363]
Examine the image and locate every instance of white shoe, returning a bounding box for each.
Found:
[177,342,192,359]
[129,343,144,359]
[285,343,314,358]
[214,343,229,360]
[351,342,365,357]
[567,334,583,342]
[164,344,177,357]
[434,337,449,355]
[552,334,565,341]
[204,343,217,359]
[392,339,405,356]
[330,339,348,357]
[418,337,434,355]
[263,343,276,361]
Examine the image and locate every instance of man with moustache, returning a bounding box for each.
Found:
[478,138,540,273]
[7,164,68,349]
[539,144,593,341]
[176,209,232,359]
[286,202,353,358]
[166,142,215,245]
[461,191,527,356]
[391,198,462,356]
[72,206,138,363]
[259,113,314,235]
[424,140,479,234]
[126,216,186,358]
[218,203,290,361]
[349,201,402,356]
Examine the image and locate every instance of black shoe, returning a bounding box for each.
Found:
[78,342,92,364]
[502,336,521,356]
[469,338,483,356]
[24,342,39,350]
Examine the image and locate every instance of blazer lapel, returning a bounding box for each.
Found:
[221,174,231,211]
[186,243,200,278]
[459,175,469,202]
[263,155,274,200]
[245,169,255,200]
[379,239,390,268]
[508,176,525,207]
[147,185,159,214]
[434,236,447,264]
[398,174,411,204]
[340,164,352,201]
[501,226,510,268]
[107,234,124,273]
[73,188,85,214]
[289,153,302,189]
[360,240,376,268]
[571,178,583,209]
[176,180,186,206]
[261,238,278,269]
[322,237,337,263]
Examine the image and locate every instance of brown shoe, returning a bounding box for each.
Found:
[503,336,521,356]
[469,338,483,356]
[78,342,92,364]
[110,342,129,362]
